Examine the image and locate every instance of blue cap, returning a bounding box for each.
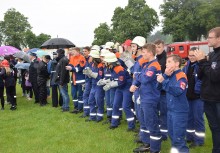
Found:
[30,52,37,57]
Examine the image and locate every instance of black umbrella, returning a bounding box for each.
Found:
[40,38,75,49]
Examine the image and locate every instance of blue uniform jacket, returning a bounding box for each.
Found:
[133,59,161,103]
[110,65,132,89]
[91,63,104,86]
[157,69,189,113]
[85,56,92,83]
[182,61,201,94]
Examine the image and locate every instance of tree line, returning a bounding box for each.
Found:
[93,0,220,45]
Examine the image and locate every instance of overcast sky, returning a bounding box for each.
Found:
[0,0,163,46]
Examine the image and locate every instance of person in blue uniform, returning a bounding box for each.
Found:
[157,54,189,153]
[102,52,135,131]
[131,43,162,153]
[83,48,105,122]
[182,47,205,148]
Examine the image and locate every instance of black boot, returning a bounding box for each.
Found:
[133,144,150,152]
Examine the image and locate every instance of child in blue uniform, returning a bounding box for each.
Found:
[157,54,189,153]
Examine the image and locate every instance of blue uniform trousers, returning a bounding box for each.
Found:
[159,94,168,140]
[83,81,92,116]
[88,85,105,121]
[134,90,141,121]
[139,102,161,152]
[105,88,116,117]
[168,111,189,153]
[186,98,205,145]
[71,83,83,111]
[111,88,135,129]
[204,102,220,153]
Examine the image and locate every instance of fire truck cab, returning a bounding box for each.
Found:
[166,41,212,60]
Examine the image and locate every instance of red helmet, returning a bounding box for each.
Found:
[122,39,132,47]
[1,60,9,67]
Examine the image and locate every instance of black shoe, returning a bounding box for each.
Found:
[161,137,168,141]
[96,119,103,123]
[1,107,4,110]
[109,125,118,130]
[133,144,150,153]
[79,115,88,118]
[34,101,39,104]
[62,109,69,112]
[134,138,143,144]
[10,106,17,110]
[102,119,111,125]
[127,128,139,133]
[189,142,204,148]
[70,109,80,114]
[85,119,95,122]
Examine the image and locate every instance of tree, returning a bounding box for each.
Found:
[147,30,173,44]
[24,30,51,48]
[92,23,113,45]
[160,0,220,42]
[0,8,31,49]
[111,0,159,43]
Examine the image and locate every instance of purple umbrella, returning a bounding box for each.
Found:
[0,46,20,56]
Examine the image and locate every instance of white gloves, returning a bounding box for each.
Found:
[83,67,98,79]
[97,79,111,86]
[103,81,118,91]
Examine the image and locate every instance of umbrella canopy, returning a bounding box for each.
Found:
[27,48,39,54]
[40,38,75,49]
[13,51,31,63]
[0,46,20,56]
[36,50,49,58]
[15,63,30,70]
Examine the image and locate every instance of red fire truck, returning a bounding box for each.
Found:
[166,41,212,59]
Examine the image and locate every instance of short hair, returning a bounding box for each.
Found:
[142,43,156,56]
[167,54,182,68]
[72,47,80,52]
[83,46,91,51]
[209,27,220,37]
[189,47,198,52]
[154,39,164,45]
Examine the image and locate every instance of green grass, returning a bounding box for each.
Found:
[0,86,213,153]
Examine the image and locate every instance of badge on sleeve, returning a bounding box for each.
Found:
[180,81,186,90]
[99,70,103,76]
[211,62,217,69]
[119,76,124,81]
[146,71,154,77]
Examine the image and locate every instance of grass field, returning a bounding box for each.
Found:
[0,86,213,153]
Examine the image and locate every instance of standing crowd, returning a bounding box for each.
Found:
[1,26,220,153]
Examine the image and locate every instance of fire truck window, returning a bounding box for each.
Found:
[179,46,184,51]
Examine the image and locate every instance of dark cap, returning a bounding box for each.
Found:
[44,55,51,60]
[29,52,37,57]
[56,48,65,54]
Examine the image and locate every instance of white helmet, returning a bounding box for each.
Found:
[89,49,100,58]
[132,36,146,47]
[91,45,100,51]
[104,52,117,63]
[100,49,111,57]
[104,42,114,49]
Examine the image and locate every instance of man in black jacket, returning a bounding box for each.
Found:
[37,55,51,106]
[29,53,39,103]
[155,39,168,141]
[195,27,220,153]
[55,49,70,112]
